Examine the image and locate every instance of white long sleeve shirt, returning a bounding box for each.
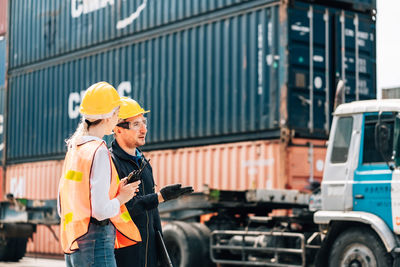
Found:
[58,136,120,221]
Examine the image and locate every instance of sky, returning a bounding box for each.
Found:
[377,0,400,97]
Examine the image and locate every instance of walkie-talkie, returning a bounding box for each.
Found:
[126,159,150,183]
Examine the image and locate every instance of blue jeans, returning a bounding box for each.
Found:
[65,223,116,267]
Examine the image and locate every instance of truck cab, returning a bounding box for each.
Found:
[159,100,400,267]
[315,99,400,266]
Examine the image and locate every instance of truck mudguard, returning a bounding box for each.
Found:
[314,210,399,252]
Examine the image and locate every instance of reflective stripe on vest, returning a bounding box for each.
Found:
[59,140,141,253]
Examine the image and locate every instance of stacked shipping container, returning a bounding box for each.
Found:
[0,0,7,201]
[7,0,376,162]
[5,0,376,256]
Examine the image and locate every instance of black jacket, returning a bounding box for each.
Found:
[110,140,162,267]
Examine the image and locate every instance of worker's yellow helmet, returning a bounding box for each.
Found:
[79,82,121,119]
[118,97,150,120]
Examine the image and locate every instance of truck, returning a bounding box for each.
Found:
[0,196,59,262]
[159,98,400,267]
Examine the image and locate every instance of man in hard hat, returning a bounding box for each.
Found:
[110,97,193,267]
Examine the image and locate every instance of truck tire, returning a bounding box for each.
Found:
[329,227,392,267]
[10,238,28,262]
[0,237,8,261]
[163,221,204,267]
[189,223,215,267]
[0,237,27,262]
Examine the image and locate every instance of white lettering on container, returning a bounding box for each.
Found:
[117,81,132,97]
[10,177,26,198]
[345,29,354,37]
[291,23,310,35]
[71,0,115,18]
[68,92,83,119]
[257,24,263,95]
[359,80,369,95]
[359,58,367,73]
[313,55,324,63]
[267,22,272,47]
[116,0,148,30]
[242,159,275,167]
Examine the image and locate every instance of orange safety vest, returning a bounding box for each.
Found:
[58,140,141,254]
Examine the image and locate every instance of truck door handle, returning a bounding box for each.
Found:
[355,194,364,199]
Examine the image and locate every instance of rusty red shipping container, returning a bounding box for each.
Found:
[145,138,326,192]
[5,161,63,256]
[0,0,6,35]
[3,139,326,256]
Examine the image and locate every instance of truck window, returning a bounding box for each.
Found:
[362,115,394,164]
[331,117,353,163]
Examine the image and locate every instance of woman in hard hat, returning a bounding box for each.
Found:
[58,82,142,267]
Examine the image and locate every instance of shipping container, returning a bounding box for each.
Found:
[0,36,5,164]
[5,161,63,255]
[3,138,324,256]
[0,0,6,36]
[7,1,375,163]
[8,0,376,69]
[327,0,376,11]
[145,138,326,192]
[8,0,271,69]
[0,86,5,163]
[0,36,5,87]
[382,87,400,99]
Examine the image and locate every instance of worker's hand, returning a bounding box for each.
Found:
[117,179,140,205]
[160,184,194,201]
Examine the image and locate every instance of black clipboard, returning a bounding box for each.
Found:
[156,230,173,267]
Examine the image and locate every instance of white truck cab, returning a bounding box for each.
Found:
[315,99,400,266]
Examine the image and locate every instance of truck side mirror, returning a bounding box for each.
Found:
[334,80,345,111]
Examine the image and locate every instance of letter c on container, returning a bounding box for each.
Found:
[71,0,83,18]
[68,92,81,119]
[117,81,132,97]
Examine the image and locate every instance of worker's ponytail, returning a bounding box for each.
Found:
[65,118,90,150]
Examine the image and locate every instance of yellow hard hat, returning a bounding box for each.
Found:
[118,97,150,120]
[79,82,121,119]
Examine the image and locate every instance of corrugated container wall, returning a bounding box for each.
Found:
[0,87,5,162]
[146,138,326,192]
[7,1,376,163]
[5,161,63,255]
[0,36,5,87]
[0,36,5,163]
[3,139,325,256]
[8,0,273,69]
[382,87,400,99]
[8,0,377,69]
[0,0,7,35]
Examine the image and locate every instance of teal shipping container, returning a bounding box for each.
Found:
[0,36,5,87]
[8,0,376,69]
[0,86,4,162]
[7,0,376,163]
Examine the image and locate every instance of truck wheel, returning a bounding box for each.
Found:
[0,237,8,261]
[189,223,215,267]
[329,227,392,267]
[163,221,204,267]
[0,237,28,262]
[10,238,28,262]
